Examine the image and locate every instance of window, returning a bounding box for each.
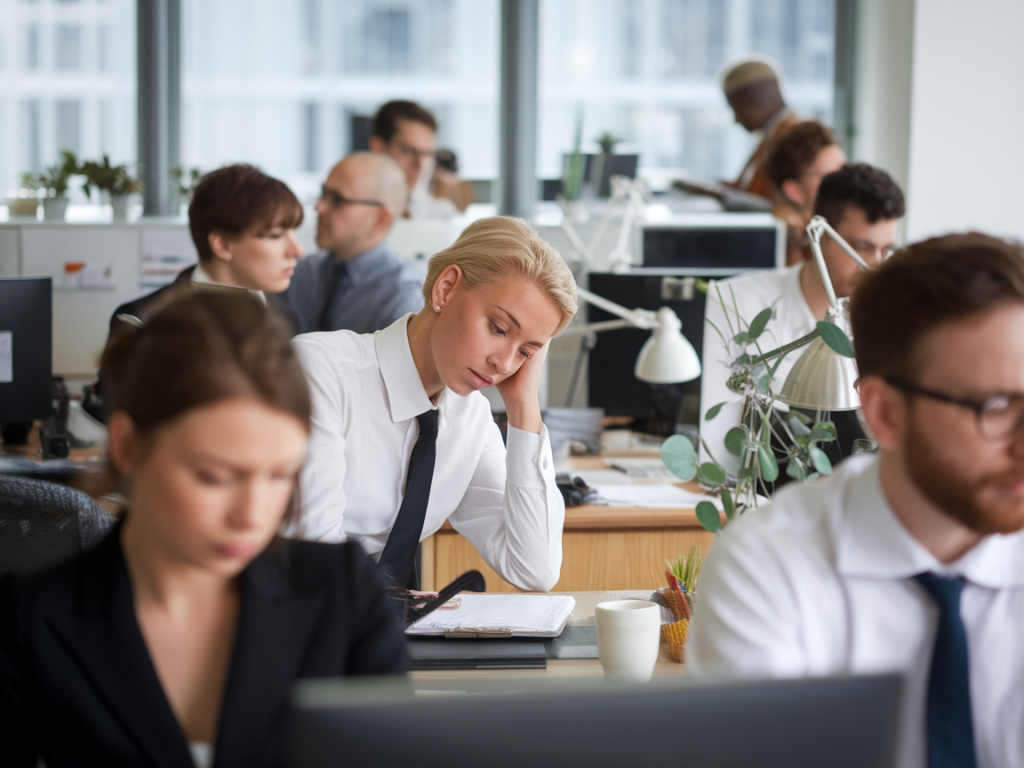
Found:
[0,1,135,192]
[183,0,499,198]
[56,25,81,71]
[538,0,836,183]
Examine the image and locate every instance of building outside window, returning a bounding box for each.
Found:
[0,0,135,196]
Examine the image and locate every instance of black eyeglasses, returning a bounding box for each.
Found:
[886,377,1024,439]
[318,185,385,209]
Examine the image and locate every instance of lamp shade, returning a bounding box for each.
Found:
[634,307,702,384]
[776,336,860,411]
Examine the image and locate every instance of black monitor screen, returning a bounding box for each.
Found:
[586,272,707,423]
[0,277,52,422]
[643,226,777,270]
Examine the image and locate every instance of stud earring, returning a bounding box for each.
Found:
[434,305,441,312]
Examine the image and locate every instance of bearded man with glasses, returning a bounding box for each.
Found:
[278,152,425,335]
[689,233,1024,768]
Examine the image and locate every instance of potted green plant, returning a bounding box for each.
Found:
[170,165,202,211]
[23,150,81,221]
[82,155,142,221]
[660,283,853,532]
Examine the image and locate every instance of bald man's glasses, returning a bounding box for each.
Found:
[319,186,384,209]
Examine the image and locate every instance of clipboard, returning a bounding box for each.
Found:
[405,593,576,638]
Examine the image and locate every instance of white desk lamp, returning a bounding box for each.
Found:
[773,215,867,411]
[563,286,702,407]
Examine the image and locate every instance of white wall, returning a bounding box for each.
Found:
[853,0,1024,244]
[904,0,1024,242]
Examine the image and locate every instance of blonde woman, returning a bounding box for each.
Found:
[293,216,578,592]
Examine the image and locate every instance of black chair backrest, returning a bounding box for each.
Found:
[0,476,115,578]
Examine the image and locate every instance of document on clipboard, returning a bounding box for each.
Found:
[405,594,576,638]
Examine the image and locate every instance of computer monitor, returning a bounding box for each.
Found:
[560,153,640,198]
[0,277,52,423]
[586,272,706,424]
[642,214,784,273]
[287,674,902,768]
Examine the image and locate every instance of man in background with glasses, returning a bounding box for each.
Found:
[699,163,905,475]
[689,234,1024,768]
[278,152,424,335]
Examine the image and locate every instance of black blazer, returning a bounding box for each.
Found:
[108,265,196,337]
[0,528,407,768]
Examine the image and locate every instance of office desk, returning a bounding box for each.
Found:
[421,455,715,593]
[409,590,685,686]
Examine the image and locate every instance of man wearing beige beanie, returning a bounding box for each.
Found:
[722,57,798,200]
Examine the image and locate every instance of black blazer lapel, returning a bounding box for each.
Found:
[213,546,326,767]
[45,534,196,768]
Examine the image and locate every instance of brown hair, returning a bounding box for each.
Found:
[423,216,578,335]
[188,164,304,264]
[851,233,1024,381]
[371,100,438,143]
[814,163,905,228]
[102,291,311,435]
[763,120,840,190]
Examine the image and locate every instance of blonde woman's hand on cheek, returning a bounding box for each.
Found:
[496,341,548,434]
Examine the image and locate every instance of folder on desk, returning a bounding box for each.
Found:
[405,594,576,638]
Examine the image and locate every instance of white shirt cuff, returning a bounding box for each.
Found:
[505,423,555,489]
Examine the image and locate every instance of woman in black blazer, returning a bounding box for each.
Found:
[0,292,406,768]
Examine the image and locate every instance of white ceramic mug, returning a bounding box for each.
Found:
[594,599,662,683]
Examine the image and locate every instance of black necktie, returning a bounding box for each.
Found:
[377,410,439,589]
[914,572,978,768]
[317,258,349,332]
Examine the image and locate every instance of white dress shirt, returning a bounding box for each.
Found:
[687,456,1024,768]
[291,314,565,592]
[700,264,815,470]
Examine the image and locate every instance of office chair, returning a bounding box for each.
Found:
[0,476,115,578]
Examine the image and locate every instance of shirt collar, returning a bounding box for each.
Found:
[375,314,441,423]
[834,457,1024,588]
[190,262,266,304]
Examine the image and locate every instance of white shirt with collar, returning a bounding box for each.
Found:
[290,314,564,592]
[699,264,815,469]
[686,456,1024,768]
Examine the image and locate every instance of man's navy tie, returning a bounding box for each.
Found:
[377,409,439,589]
[914,572,977,768]
[317,259,349,332]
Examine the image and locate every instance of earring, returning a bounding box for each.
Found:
[434,305,441,313]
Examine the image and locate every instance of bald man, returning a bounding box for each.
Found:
[722,58,799,200]
[279,152,425,334]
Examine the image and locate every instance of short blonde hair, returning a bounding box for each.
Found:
[424,216,578,334]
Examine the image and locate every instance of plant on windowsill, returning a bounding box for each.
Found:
[171,165,203,207]
[82,155,142,222]
[22,149,82,222]
[660,282,855,534]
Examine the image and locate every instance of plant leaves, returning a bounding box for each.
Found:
[758,444,780,482]
[721,487,735,520]
[748,307,774,340]
[732,331,753,345]
[816,321,855,358]
[786,459,807,480]
[810,446,833,475]
[698,462,727,488]
[810,423,837,442]
[788,416,812,437]
[789,410,813,425]
[704,402,725,421]
[755,373,772,394]
[660,435,698,481]
[696,501,722,533]
[724,427,747,457]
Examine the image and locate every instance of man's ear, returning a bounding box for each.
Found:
[430,264,462,311]
[372,206,394,239]
[859,375,906,452]
[368,135,386,154]
[208,232,234,263]
[781,179,805,209]
[107,410,140,478]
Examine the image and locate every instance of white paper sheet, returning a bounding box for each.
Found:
[604,457,679,480]
[591,484,723,509]
[406,594,576,636]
